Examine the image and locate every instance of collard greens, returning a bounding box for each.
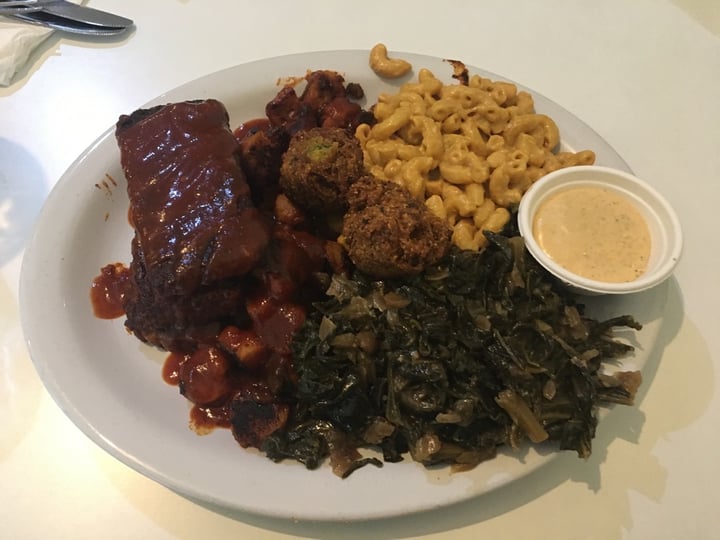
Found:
[262,232,642,477]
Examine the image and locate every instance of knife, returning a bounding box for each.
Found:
[6,11,131,35]
[0,1,133,28]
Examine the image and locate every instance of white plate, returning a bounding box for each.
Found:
[20,50,667,521]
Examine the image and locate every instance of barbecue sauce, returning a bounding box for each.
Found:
[90,263,131,319]
[162,352,185,385]
[233,118,271,141]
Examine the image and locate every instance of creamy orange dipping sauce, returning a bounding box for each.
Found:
[532,186,651,283]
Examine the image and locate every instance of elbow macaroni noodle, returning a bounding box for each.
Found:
[368,43,413,79]
[355,67,595,250]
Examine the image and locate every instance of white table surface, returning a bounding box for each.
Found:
[2,1,719,538]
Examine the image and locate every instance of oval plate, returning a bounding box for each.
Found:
[20,50,665,521]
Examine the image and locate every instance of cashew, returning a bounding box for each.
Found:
[369,43,412,78]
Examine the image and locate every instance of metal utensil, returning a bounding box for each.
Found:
[40,0,132,27]
[0,1,133,30]
[0,0,41,13]
[5,11,131,35]
[0,1,38,6]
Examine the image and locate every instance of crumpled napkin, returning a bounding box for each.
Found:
[0,0,85,86]
[0,20,53,86]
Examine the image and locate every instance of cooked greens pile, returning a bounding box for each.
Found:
[262,232,642,477]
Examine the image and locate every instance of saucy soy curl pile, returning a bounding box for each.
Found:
[92,49,643,478]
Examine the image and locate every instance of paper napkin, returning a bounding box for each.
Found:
[0,19,53,86]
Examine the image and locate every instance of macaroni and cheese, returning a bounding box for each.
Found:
[356,66,595,250]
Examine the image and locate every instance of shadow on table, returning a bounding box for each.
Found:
[98,277,712,539]
[0,138,48,266]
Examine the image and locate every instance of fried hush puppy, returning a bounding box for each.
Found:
[279,127,364,213]
[342,176,452,278]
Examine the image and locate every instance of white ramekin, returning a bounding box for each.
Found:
[517,165,683,295]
